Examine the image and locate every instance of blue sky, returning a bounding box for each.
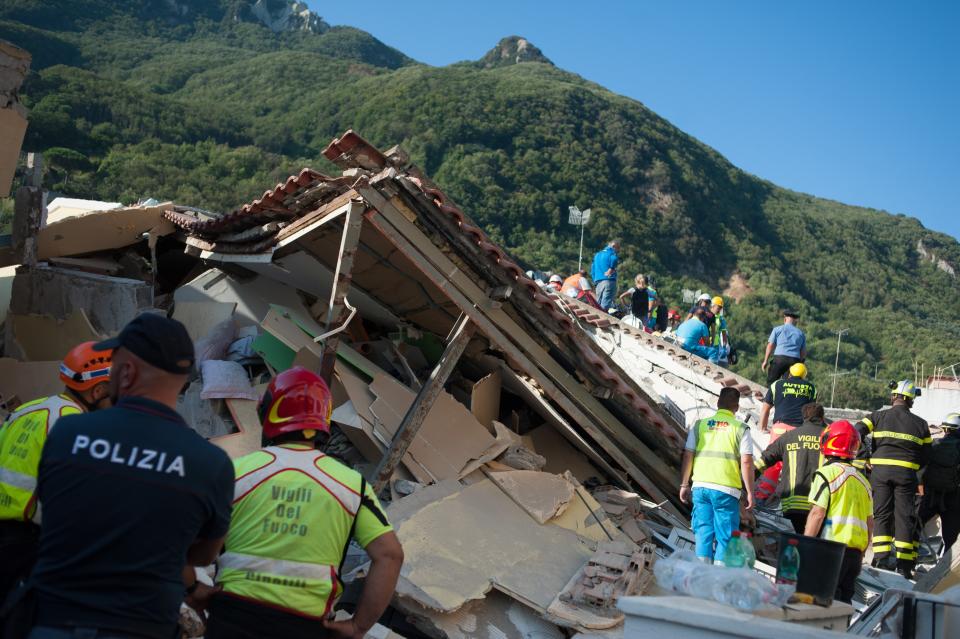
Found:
[311,1,959,240]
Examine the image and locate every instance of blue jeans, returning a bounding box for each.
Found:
[595,279,615,310]
[681,341,720,364]
[692,487,740,562]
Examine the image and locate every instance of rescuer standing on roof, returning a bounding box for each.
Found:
[761,310,806,384]
[26,314,235,639]
[679,387,754,564]
[918,413,960,554]
[590,239,620,312]
[804,420,874,604]
[0,342,113,603]
[857,380,931,578]
[203,367,404,639]
[755,403,827,533]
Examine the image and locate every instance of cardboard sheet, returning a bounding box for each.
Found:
[527,424,601,482]
[0,358,62,413]
[369,373,496,483]
[173,300,237,341]
[393,479,593,613]
[211,383,269,459]
[37,202,175,259]
[470,370,501,434]
[10,310,103,361]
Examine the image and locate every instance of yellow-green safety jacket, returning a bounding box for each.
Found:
[809,461,873,551]
[691,409,748,490]
[217,444,391,619]
[0,394,81,522]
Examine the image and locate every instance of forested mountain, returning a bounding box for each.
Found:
[2,0,958,409]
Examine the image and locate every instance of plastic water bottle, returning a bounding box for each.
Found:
[821,518,834,541]
[723,531,746,567]
[776,538,801,586]
[740,532,757,569]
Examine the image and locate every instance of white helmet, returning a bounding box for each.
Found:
[549,274,563,284]
[697,293,712,302]
[943,413,960,430]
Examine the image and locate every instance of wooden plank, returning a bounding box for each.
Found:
[362,205,679,515]
[372,315,473,493]
[318,202,365,383]
[275,191,356,246]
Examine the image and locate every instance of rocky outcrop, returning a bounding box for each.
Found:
[479,36,553,68]
[917,239,956,277]
[248,0,327,33]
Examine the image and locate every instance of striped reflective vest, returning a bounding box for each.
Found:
[691,409,747,490]
[811,462,873,551]
[0,394,81,522]
[217,444,365,618]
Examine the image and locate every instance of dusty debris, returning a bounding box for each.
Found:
[500,444,546,471]
[487,469,575,524]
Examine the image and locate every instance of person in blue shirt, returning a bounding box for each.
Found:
[761,310,807,383]
[590,239,620,312]
[675,309,720,363]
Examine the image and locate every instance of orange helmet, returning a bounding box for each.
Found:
[820,420,861,460]
[257,367,333,440]
[60,341,112,392]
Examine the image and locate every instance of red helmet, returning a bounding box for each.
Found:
[257,367,333,440]
[60,341,112,392]
[820,420,861,460]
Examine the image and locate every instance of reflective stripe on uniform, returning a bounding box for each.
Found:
[831,515,869,531]
[0,468,37,492]
[873,544,893,553]
[861,418,874,432]
[873,431,931,446]
[694,450,738,461]
[220,552,335,581]
[233,446,361,515]
[870,458,920,470]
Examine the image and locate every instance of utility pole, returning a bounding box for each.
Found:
[568,206,591,272]
[830,328,849,408]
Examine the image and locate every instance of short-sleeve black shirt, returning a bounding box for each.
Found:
[763,376,817,426]
[32,396,234,638]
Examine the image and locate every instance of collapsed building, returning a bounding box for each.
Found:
[3,130,959,637]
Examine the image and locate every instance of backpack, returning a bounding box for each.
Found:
[923,438,960,491]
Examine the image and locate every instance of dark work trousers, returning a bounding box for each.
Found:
[205,594,329,639]
[785,510,809,535]
[767,355,800,384]
[871,464,920,574]
[835,547,864,603]
[919,489,960,554]
[0,520,40,605]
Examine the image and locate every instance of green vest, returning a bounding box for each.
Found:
[814,462,872,551]
[218,444,365,618]
[0,394,81,522]
[712,315,728,347]
[691,409,747,490]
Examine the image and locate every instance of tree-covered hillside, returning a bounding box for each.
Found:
[2,0,958,409]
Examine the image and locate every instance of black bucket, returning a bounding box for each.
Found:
[777,532,847,606]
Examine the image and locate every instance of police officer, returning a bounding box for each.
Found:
[919,413,960,554]
[858,380,931,578]
[204,367,404,639]
[805,420,874,603]
[0,341,112,601]
[755,403,827,533]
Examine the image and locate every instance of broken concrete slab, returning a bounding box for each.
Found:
[487,469,575,524]
[392,478,594,614]
[8,264,152,335]
[37,202,175,259]
[174,268,311,329]
[457,421,519,479]
[400,589,565,639]
[549,482,615,543]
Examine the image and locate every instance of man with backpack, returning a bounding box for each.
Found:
[919,413,960,554]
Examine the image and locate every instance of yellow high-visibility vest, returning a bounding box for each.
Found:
[691,409,747,490]
[0,395,81,522]
[812,462,873,551]
[218,444,372,618]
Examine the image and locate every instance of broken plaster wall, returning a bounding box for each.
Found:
[8,264,153,335]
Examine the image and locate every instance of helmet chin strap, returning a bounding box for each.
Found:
[66,387,100,413]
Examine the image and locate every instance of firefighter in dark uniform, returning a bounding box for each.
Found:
[919,413,960,555]
[857,380,931,578]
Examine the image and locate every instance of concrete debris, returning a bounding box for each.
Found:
[499,444,546,471]
[487,469,575,524]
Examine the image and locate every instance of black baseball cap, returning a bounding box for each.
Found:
[93,313,195,374]
[783,309,800,318]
